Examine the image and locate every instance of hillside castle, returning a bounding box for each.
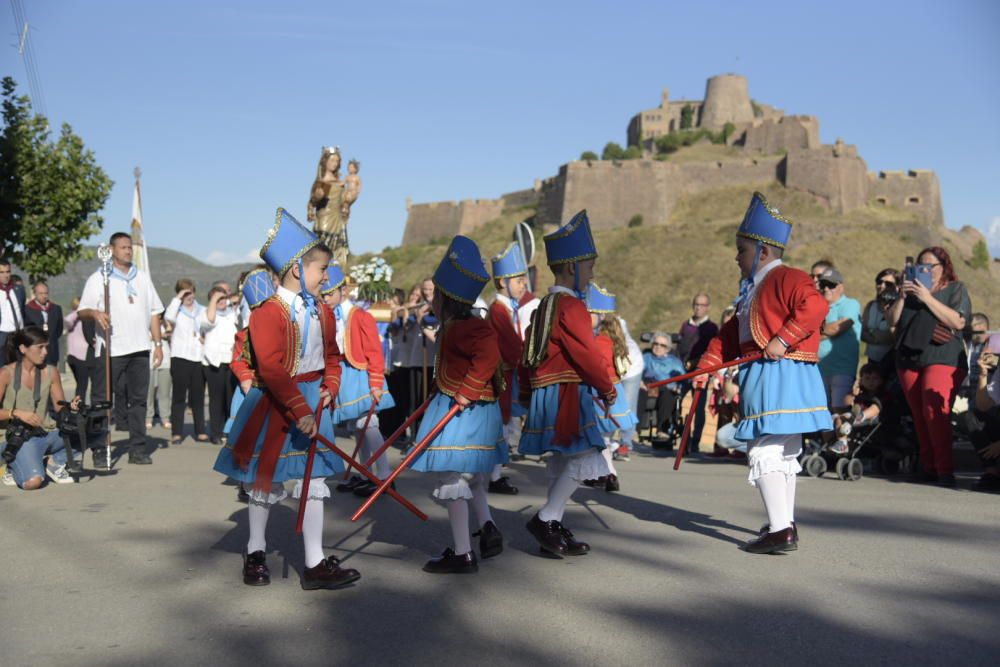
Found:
[402,74,942,244]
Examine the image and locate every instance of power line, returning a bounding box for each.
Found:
[9,0,46,118]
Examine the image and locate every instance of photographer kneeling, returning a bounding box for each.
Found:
[1,327,78,489]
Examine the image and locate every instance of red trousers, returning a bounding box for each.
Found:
[897,364,965,475]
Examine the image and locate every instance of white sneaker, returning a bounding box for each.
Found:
[2,467,15,486]
[46,463,74,485]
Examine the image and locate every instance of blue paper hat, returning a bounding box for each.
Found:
[320,264,346,295]
[240,268,276,310]
[736,192,792,249]
[586,283,617,314]
[259,208,322,276]
[491,243,528,279]
[433,235,490,305]
[544,209,598,265]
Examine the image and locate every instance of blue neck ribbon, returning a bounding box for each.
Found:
[296,258,318,358]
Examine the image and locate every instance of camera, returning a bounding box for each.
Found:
[877,285,900,307]
[2,419,48,465]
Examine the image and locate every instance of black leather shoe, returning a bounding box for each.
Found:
[353,480,394,497]
[474,521,503,559]
[604,474,620,493]
[243,551,270,586]
[758,521,798,540]
[488,476,519,495]
[236,484,250,503]
[422,548,478,574]
[744,527,797,554]
[128,451,152,465]
[91,447,111,470]
[301,557,361,590]
[336,475,364,493]
[526,513,568,557]
[559,525,590,556]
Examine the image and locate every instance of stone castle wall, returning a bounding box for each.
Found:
[742,115,820,154]
[784,145,869,213]
[402,198,506,245]
[868,170,943,226]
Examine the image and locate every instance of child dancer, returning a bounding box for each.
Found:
[585,283,639,493]
[319,264,396,497]
[214,209,360,589]
[694,192,832,554]
[520,210,617,558]
[487,242,540,494]
[410,236,507,574]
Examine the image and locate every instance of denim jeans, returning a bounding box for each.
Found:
[2,431,67,488]
[620,374,642,442]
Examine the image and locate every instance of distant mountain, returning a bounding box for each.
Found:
[16,247,258,309]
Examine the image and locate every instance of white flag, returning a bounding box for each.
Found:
[130,176,152,276]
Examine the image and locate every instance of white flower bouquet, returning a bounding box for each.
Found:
[350,256,394,304]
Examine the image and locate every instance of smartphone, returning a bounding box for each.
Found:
[987,333,1000,354]
[904,263,933,289]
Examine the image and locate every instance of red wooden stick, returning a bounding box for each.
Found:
[592,395,621,429]
[363,392,435,468]
[295,404,325,534]
[352,402,462,522]
[673,388,703,471]
[343,400,379,480]
[646,352,764,390]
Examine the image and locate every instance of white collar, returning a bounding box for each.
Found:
[495,292,513,308]
[549,285,577,297]
[337,298,355,318]
[753,258,782,284]
[277,285,298,307]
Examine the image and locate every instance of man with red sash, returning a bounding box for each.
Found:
[214,208,360,590]
[487,242,539,494]
[519,210,616,558]
[694,192,832,555]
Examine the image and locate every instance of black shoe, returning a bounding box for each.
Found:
[744,527,797,554]
[758,521,798,541]
[301,557,361,590]
[559,525,590,556]
[237,485,250,503]
[91,447,111,470]
[422,548,478,574]
[243,551,270,586]
[525,513,568,557]
[604,474,620,493]
[473,521,504,559]
[488,476,519,495]
[509,453,526,462]
[210,437,222,445]
[336,475,364,493]
[909,470,939,484]
[352,480,384,498]
[128,451,152,465]
[936,473,956,488]
[973,473,1000,493]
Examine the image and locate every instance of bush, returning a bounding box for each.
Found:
[628,214,643,228]
[680,104,694,129]
[654,129,723,154]
[971,239,990,270]
[623,145,642,159]
[602,142,626,161]
[580,150,599,162]
[721,122,736,144]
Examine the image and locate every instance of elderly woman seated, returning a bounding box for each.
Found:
[638,332,685,439]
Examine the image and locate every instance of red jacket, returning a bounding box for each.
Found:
[526,294,613,394]
[434,318,502,403]
[231,328,253,384]
[594,333,621,384]
[338,305,386,390]
[697,264,828,371]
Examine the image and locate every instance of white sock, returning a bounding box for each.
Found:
[539,470,578,522]
[302,498,326,568]
[247,504,270,554]
[757,471,791,533]
[490,463,503,482]
[601,446,618,476]
[362,427,389,479]
[470,475,494,527]
[785,472,797,524]
[446,499,472,554]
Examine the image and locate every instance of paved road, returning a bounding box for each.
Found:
[2,429,998,666]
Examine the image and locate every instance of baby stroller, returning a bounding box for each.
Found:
[640,385,684,450]
[801,407,881,481]
[57,399,111,476]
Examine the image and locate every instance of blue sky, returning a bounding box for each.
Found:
[4,0,999,264]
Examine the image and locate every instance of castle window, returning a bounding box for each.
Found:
[907,196,921,205]
[876,197,888,205]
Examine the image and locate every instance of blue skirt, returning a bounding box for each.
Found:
[333,363,396,424]
[735,358,833,441]
[214,379,345,483]
[409,393,507,474]
[510,373,527,418]
[519,383,605,456]
[594,382,638,434]
[223,388,245,436]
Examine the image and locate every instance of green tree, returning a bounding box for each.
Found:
[627,214,643,228]
[0,77,113,280]
[623,145,642,159]
[720,122,736,144]
[971,239,990,270]
[602,141,626,161]
[580,150,599,161]
[680,104,694,129]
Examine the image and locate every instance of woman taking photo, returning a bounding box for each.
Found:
[889,247,971,487]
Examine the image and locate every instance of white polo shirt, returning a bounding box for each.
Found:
[79,266,164,357]
[201,306,239,368]
[164,297,206,363]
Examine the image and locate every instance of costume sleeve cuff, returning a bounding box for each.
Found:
[287,395,311,420]
[368,374,385,390]
[776,322,808,346]
[456,383,481,403]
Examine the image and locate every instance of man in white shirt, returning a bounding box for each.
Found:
[78,232,164,467]
[201,283,239,444]
[0,258,26,366]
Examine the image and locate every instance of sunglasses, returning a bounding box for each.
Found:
[876,280,896,287]
[818,281,838,290]
[972,330,988,335]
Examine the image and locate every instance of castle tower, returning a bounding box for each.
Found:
[700,74,753,129]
